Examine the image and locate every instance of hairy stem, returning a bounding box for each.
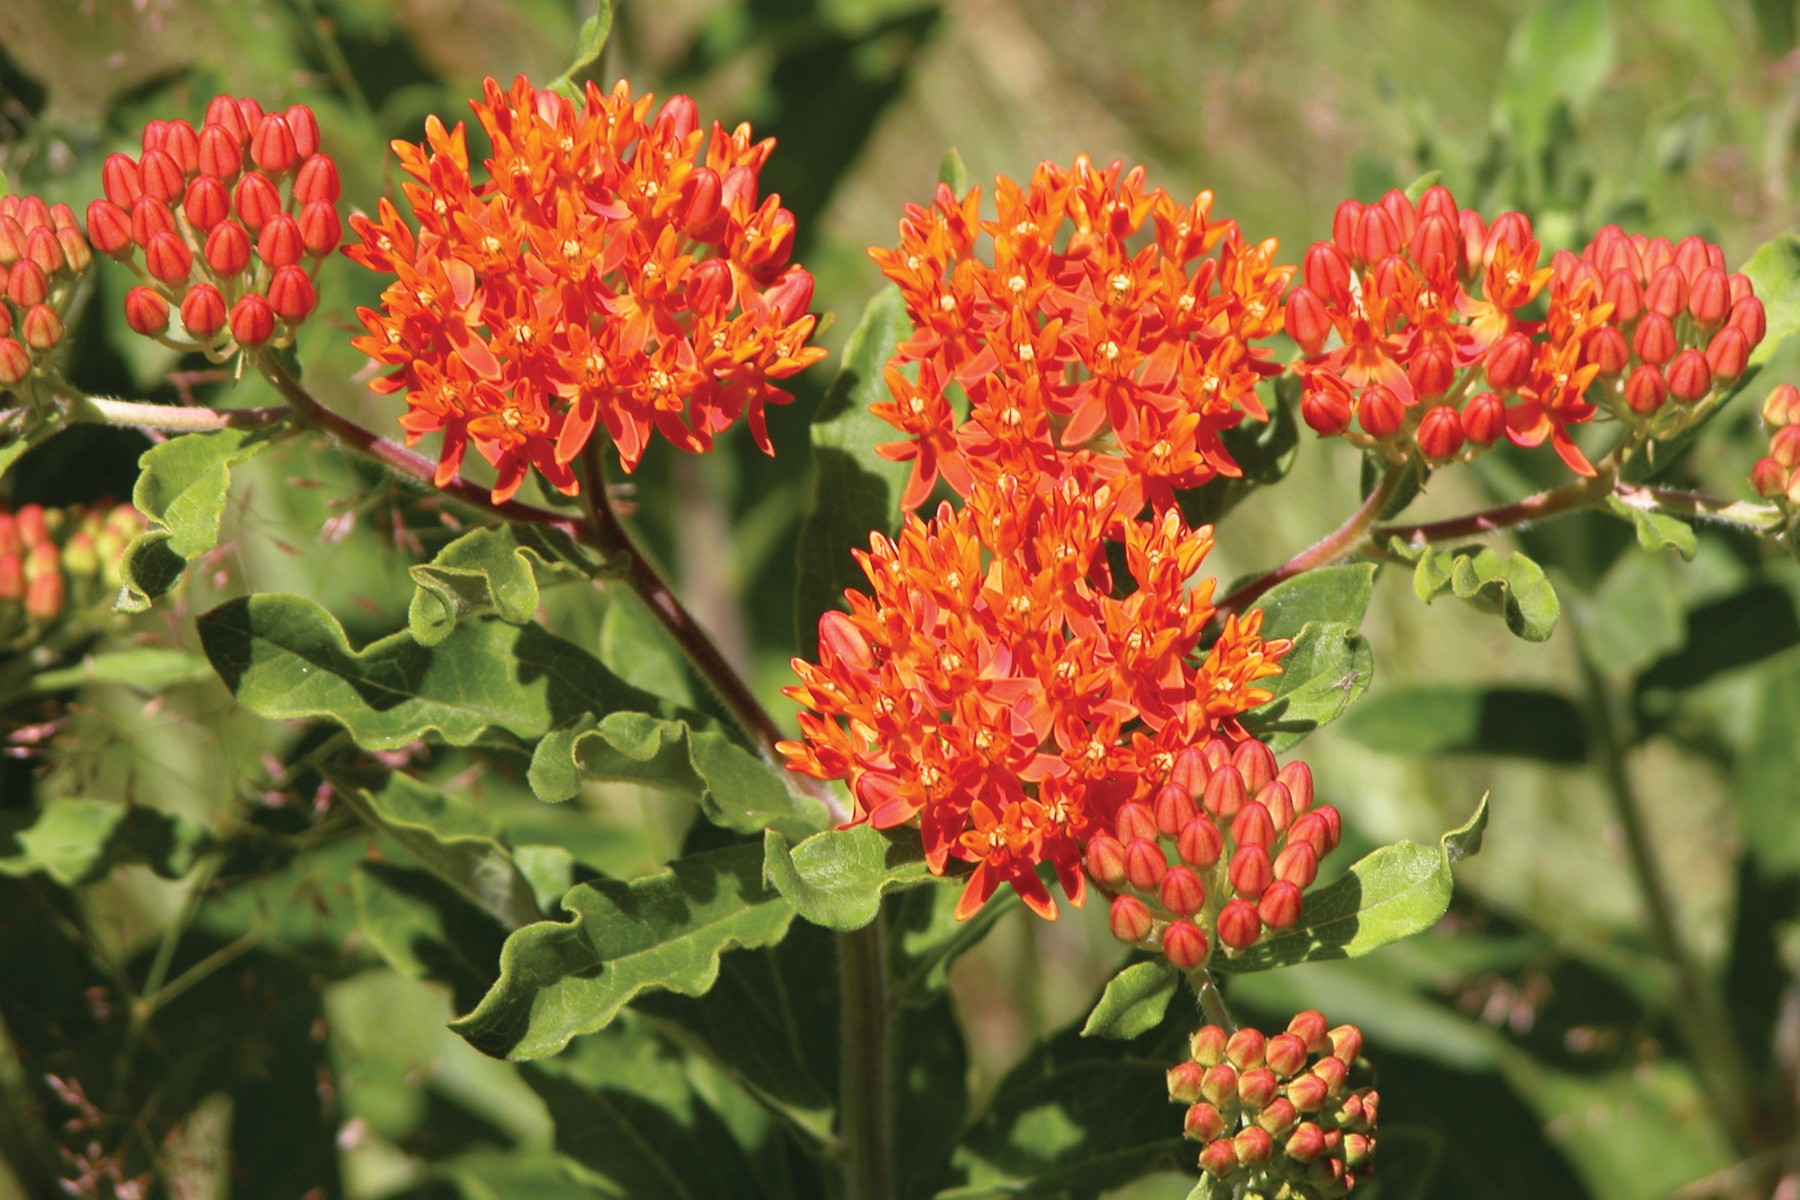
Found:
[72,395,288,432]
[837,918,894,1200]
[1195,970,1236,1033]
[1373,471,1613,549]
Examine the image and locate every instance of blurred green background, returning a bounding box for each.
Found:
[3,0,1800,1198]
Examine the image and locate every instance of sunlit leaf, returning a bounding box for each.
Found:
[1080,960,1179,1041]
[0,797,211,886]
[762,823,937,930]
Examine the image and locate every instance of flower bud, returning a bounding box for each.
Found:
[1462,391,1504,446]
[144,230,192,284]
[1258,1096,1299,1137]
[0,304,10,338]
[1266,1032,1309,1079]
[1124,837,1169,891]
[1772,426,1800,469]
[1335,1092,1368,1130]
[183,175,231,232]
[1203,764,1247,819]
[1233,1125,1273,1167]
[237,97,266,134]
[1302,382,1353,436]
[1645,263,1687,317]
[1688,266,1729,327]
[1116,801,1158,843]
[141,119,168,155]
[678,167,725,239]
[162,119,200,175]
[205,220,253,277]
[1218,898,1262,949]
[1357,385,1404,438]
[1304,242,1353,304]
[6,259,46,308]
[1331,199,1363,259]
[23,227,64,276]
[1168,1061,1205,1105]
[1152,782,1196,837]
[1109,894,1154,944]
[257,212,304,266]
[1313,805,1342,851]
[1160,865,1206,917]
[653,93,699,141]
[1285,1122,1328,1163]
[53,227,90,276]
[1731,295,1768,346]
[297,201,343,258]
[1273,840,1319,889]
[86,200,132,258]
[1238,1065,1279,1110]
[234,171,283,233]
[1457,209,1487,283]
[198,124,244,183]
[293,155,342,208]
[181,283,228,339]
[229,293,275,346]
[1666,349,1711,402]
[124,286,170,336]
[1354,205,1400,267]
[1085,833,1127,886]
[1178,814,1224,869]
[1199,1138,1238,1177]
[1232,801,1275,851]
[251,113,299,174]
[62,531,98,578]
[764,268,815,324]
[1286,1072,1329,1113]
[1343,1132,1373,1168]
[1632,311,1675,366]
[1484,211,1532,263]
[1706,326,1749,382]
[1229,844,1273,899]
[130,196,176,248]
[1601,268,1644,326]
[1285,286,1332,355]
[1765,383,1800,427]
[1624,363,1668,415]
[1184,1103,1226,1143]
[1256,780,1294,832]
[1485,332,1533,390]
[1416,403,1465,461]
[12,197,46,234]
[1191,1024,1229,1066]
[138,148,184,203]
[20,304,62,351]
[1584,325,1630,377]
[686,256,734,317]
[1641,235,1674,279]
[1200,1063,1239,1108]
[1752,456,1789,497]
[206,94,248,141]
[24,545,62,621]
[285,105,321,159]
[1258,881,1304,930]
[1409,212,1459,275]
[0,338,28,385]
[1673,234,1709,282]
[1225,1027,1267,1070]
[1163,919,1209,969]
[102,153,144,208]
[1311,1054,1349,1098]
[1407,343,1454,401]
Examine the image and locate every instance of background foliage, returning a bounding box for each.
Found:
[2,1,1800,1198]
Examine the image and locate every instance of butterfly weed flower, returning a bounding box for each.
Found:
[346,76,826,504]
[0,194,93,403]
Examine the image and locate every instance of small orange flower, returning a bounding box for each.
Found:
[348,76,825,502]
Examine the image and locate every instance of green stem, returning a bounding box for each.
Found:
[837,918,894,1200]
[1194,970,1236,1033]
[72,395,288,432]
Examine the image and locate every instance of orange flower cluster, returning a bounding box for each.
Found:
[348,76,825,503]
[784,164,1333,961]
[868,156,1293,514]
[1289,187,1764,475]
[0,194,92,398]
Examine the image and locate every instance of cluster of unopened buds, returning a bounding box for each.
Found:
[1752,384,1800,511]
[1288,186,1764,475]
[1093,736,1338,967]
[1168,1013,1378,1198]
[0,194,93,401]
[0,500,143,640]
[92,94,341,358]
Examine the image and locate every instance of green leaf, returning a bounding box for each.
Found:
[761,823,937,930]
[1739,231,1800,366]
[0,797,211,886]
[544,1,614,102]
[352,862,509,1014]
[529,710,825,840]
[1079,960,1179,1040]
[896,992,972,1199]
[1217,796,1488,973]
[407,523,586,647]
[197,593,669,750]
[25,647,217,694]
[1251,563,1378,641]
[794,285,915,647]
[1177,374,1301,528]
[1412,543,1560,641]
[1604,497,1697,561]
[118,423,285,612]
[1499,0,1615,161]
[450,843,795,1060]
[1341,685,1588,763]
[1742,658,1800,876]
[335,769,544,930]
[0,436,29,483]
[1239,563,1378,750]
[939,146,970,193]
[1403,170,1442,203]
[599,590,694,706]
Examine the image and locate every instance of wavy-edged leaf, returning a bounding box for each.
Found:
[1604,496,1697,561]
[450,843,795,1060]
[407,523,586,647]
[1239,563,1377,750]
[118,423,286,612]
[794,285,914,647]
[1412,543,1559,641]
[1741,231,1800,366]
[352,862,509,1014]
[1342,685,1588,764]
[1080,959,1179,1040]
[197,593,669,750]
[0,797,210,886]
[25,647,217,694]
[762,823,937,931]
[530,711,824,840]
[1217,796,1488,973]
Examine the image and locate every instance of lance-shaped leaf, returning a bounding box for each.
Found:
[118,423,286,612]
[890,882,1017,1004]
[1604,496,1697,561]
[1343,685,1588,764]
[334,768,544,930]
[794,285,914,647]
[1239,563,1378,750]
[1080,959,1180,1041]
[530,711,824,841]
[450,843,795,1060]
[0,797,211,886]
[1216,796,1489,973]
[407,523,587,647]
[762,823,937,930]
[197,593,669,749]
[1411,543,1559,641]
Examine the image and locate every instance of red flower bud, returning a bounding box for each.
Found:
[1286,1122,1328,1163]
[1624,363,1669,415]
[24,227,64,276]
[1160,866,1207,918]
[1416,183,1458,224]
[1286,1009,1330,1053]
[1633,311,1677,366]
[54,228,90,275]
[20,304,62,351]
[763,268,815,323]
[297,202,343,258]
[1265,1032,1309,1079]
[251,114,299,174]
[1233,1125,1274,1167]
[1185,1103,1227,1143]
[1256,780,1294,832]
[1331,199,1363,260]
[158,118,199,175]
[1689,266,1730,327]
[205,220,253,277]
[1217,898,1262,949]
[198,124,244,183]
[1329,1024,1364,1064]
[1109,894,1154,944]
[86,200,133,258]
[1199,1138,1238,1177]
[292,155,342,208]
[1645,263,1688,318]
[1641,235,1674,279]
[1731,295,1768,346]
[686,256,734,318]
[234,171,283,233]
[1203,763,1247,818]
[1238,1064,1279,1109]
[1706,326,1749,382]
[1674,234,1710,282]
[1124,837,1169,891]
[206,94,248,141]
[678,166,726,240]
[138,148,184,203]
[1258,1096,1300,1137]
[1602,268,1644,325]
[1219,1028,1262,1071]
[1772,425,1800,469]
[1173,746,1210,798]
[1765,383,1800,427]
[1231,800,1275,851]
[267,264,317,321]
[1462,391,1504,447]
[0,339,28,385]
[0,304,9,338]
[144,230,192,284]
[1258,880,1305,930]
[1085,833,1127,886]
[1116,801,1158,843]
[129,196,176,249]
[229,293,275,345]
[1286,1072,1329,1113]
[1354,205,1400,267]
[1304,242,1353,304]
[1666,348,1712,402]
[1485,332,1533,389]
[1409,213,1459,275]
[1483,211,1531,262]
[1368,253,1407,301]
[1153,782,1197,836]
[1457,209,1486,283]
[1200,1063,1239,1107]
[1274,840,1319,889]
[1168,1061,1205,1105]
[1585,325,1630,376]
[285,104,321,159]
[1787,469,1800,508]
[1379,188,1417,242]
[1356,384,1403,438]
[24,546,62,621]
[1416,403,1465,461]
[1314,805,1342,850]
[1178,814,1224,869]
[257,213,304,267]
[141,119,168,155]
[1302,382,1353,436]
[1407,343,1454,400]
[1285,286,1332,355]
[1163,919,1209,969]
[183,176,231,232]
[6,260,46,308]
[1191,1024,1228,1066]
[102,153,144,208]
[181,283,228,338]
[1727,272,1754,304]
[1311,1054,1349,1098]
[124,286,170,336]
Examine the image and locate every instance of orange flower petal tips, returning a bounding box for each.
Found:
[346,76,826,503]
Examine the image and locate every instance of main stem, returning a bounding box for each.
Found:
[838,916,894,1200]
